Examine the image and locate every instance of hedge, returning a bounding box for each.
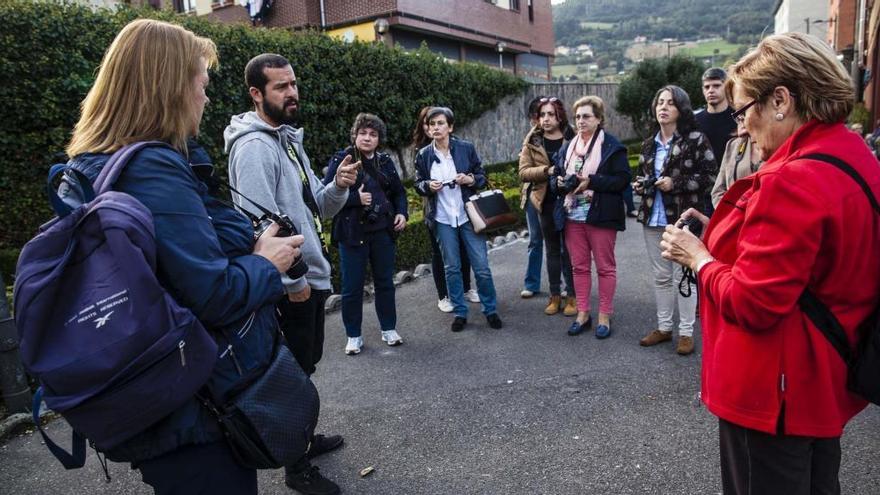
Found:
[0,0,528,259]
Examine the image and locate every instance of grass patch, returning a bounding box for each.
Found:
[579,21,615,30]
[551,64,588,77]
[680,40,742,58]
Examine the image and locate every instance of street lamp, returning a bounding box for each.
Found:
[496,41,507,70]
[374,18,389,44]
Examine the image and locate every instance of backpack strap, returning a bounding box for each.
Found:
[32,387,87,469]
[92,141,168,194]
[796,153,880,365]
[46,165,95,218]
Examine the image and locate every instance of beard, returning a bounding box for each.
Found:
[262,97,298,126]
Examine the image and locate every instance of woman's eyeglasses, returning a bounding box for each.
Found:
[731,99,758,125]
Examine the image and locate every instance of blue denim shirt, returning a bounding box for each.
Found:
[648,132,671,227]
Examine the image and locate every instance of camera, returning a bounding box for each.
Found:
[556,174,581,195]
[254,213,309,279]
[676,216,704,238]
[362,202,384,224]
[636,175,657,197]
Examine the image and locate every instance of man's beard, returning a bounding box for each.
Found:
[262,97,298,126]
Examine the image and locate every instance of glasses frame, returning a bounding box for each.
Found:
[731,99,758,125]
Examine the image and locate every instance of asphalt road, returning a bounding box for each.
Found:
[2,216,879,494]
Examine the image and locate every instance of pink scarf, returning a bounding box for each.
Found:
[563,129,604,211]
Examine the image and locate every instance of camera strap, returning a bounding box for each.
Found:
[286,142,331,252]
[202,174,282,225]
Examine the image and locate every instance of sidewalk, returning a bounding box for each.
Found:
[2,218,878,494]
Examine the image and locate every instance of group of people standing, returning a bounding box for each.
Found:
[33,15,878,494]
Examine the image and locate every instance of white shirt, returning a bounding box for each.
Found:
[430,146,469,227]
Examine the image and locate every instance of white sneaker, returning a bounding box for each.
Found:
[344,336,363,355]
[465,289,480,303]
[437,297,454,313]
[381,329,403,346]
[520,289,535,298]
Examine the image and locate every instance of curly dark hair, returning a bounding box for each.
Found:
[350,112,387,146]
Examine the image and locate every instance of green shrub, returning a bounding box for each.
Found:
[0,0,527,259]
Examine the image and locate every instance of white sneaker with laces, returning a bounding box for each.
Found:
[466,289,480,303]
[381,329,403,346]
[344,336,363,355]
[437,297,454,313]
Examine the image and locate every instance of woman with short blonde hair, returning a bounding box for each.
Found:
[662,32,880,493]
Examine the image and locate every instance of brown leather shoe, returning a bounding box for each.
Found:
[544,295,562,315]
[676,336,695,355]
[562,297,578,317]
[639,329,672,347]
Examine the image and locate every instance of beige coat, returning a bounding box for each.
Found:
[710,137,763,207]
[518,126,555,211]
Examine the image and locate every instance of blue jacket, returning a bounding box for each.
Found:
[549,131,630,232]
[413,137,487,229]
[59,143,284,462]
[322,147,408,246]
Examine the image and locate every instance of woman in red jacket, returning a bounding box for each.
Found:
[660,33,880,494]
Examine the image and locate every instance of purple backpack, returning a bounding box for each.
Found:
[13,142,218,468]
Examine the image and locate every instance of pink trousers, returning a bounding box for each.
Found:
[564,222,618,314]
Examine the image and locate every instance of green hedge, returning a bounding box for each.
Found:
[0,0,528,259]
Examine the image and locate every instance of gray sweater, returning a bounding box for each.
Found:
[224,111,348,292]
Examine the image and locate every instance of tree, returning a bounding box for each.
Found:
[616,55,706,138]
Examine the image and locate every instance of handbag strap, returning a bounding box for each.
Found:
[795,153,880,365]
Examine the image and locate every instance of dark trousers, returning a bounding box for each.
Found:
[719,418,841,495]
[428,223,471,298]
[623,183,636,213]
[538,205,574,296]
[276,288,331,376]
[138,441,257,495]
[339,231,397,337]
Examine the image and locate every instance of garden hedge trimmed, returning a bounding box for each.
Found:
[0,0,527,259]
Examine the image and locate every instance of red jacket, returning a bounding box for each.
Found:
[699,120,880,437]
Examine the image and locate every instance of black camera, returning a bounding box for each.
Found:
[556,174,580,195]
[636,175,657,197]
[254,213,309,279]
[676,216,704,238]
[362,202,384,224]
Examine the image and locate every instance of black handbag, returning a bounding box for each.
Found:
[199,342,320,469]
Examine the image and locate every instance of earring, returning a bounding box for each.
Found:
[775,113,784,121]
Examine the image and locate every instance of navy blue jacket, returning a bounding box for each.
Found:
[549,131,630,232]
[414,137,487,229]
[59,143,284,462]
[322,147,408,246]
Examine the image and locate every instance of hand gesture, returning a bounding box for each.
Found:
[335,155,360,188]
[655,176,674,192]
[393,214,407,232]
[429,180,444,192]
[358,184,372,206]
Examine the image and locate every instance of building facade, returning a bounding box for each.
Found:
[773,0,831,41]
[207,0,555,80]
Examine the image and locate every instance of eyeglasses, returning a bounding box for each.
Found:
[731,99,758,125]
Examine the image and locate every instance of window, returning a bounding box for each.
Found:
[510,0,520,10]
[528,0,533,21]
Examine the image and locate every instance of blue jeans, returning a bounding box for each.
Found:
[523,200,543,292]
[338,231,397,338]
[435,222,498,318]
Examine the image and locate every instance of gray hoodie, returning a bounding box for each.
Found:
[224,111,348,293]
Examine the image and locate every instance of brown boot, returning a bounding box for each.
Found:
[544,295,562,315]
[639,329,672,347]
[676,336,695,355]
[562,297,578,317]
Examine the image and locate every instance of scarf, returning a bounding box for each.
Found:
[563,129,604,211]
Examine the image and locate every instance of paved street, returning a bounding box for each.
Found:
[2,216,879,494]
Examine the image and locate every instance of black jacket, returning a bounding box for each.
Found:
[549,130,630,232]
[414,137,487,229]
[324,147,408,247]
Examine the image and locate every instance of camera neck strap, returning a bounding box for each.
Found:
[202,174,282,225]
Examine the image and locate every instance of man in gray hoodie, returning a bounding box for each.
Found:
[225,53,356,495]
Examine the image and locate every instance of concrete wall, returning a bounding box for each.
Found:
[394,82,635,178]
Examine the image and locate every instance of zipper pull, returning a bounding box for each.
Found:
[780,373,786,392]
[227,344,243,375]
[178,340,187,367]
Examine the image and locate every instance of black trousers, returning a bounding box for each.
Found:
[276,288,331,376]
[718,418,841,495]
[138,441,257,495]
[538,203,574,297]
